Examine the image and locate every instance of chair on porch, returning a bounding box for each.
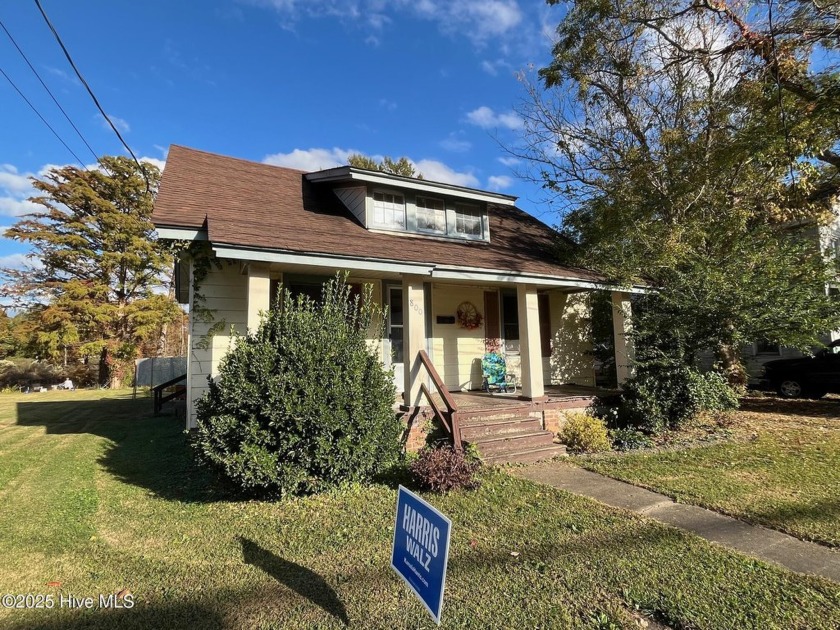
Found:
[481,352,518,394]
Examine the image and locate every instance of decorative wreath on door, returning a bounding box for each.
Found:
[456,301,483,330]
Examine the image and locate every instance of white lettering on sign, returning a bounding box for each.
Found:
[402,504,440,572]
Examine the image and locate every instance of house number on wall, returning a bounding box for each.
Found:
[409,298,423,316]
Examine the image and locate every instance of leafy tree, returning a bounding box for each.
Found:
[348,153,423,178]
[518,0,840,384]
[2,157,181,387]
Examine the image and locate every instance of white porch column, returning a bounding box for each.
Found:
[611,291,636,386]
[517,284,545,400]
[403,275,427,407]
[246,264,271,333]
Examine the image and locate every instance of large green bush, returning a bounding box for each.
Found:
[617,365,738,433]
[193,276,402,496]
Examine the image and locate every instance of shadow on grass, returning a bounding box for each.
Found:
[15,395,232,504]
[239,536,349,626]
[7,599,226,630]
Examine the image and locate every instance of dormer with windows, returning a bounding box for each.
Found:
[305,165,517,243]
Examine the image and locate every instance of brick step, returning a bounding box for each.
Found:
[459,417,542,440]
[469,430,556,456]
[483,444,569,465]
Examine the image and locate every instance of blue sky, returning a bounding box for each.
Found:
[0,0,566,272]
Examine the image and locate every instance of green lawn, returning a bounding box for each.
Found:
[577,396,840,548]
[0,390,839,629]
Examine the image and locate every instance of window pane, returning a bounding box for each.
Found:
[454,204,482,236]
[373,191,405,229]
[416,196,445,232]
[390,331,404,362]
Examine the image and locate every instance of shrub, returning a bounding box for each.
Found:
[410,444,480,492]
[560,412,611,454]
[193,276,402,496]
[617,365,738,433]
[609,427,652,451]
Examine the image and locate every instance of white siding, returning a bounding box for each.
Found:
[334,186,367,225]
[548,292,596,386]
[186,260,248,428]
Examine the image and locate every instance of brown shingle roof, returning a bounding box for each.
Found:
[152,145,604,282]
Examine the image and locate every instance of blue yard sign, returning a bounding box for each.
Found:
[390,485,452,625]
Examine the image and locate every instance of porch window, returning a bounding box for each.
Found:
[372,191,406,230]
[454,203,482,237]
[502,292,519,353]
[415,196,446,233]
[538,293,551,357]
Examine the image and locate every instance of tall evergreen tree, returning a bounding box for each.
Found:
[2,156,181,387]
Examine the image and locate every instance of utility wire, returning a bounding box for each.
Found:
[34,0,151,191]
[0,63,87,168]
[0,16,100,164]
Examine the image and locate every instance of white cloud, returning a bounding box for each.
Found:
[413,159,478,187]
[497,156,520,167]
[0,253,40,270]
[139,157,167,172]
[439,134,472,153]
[254,0,523,46]
[262,147,358,171]
[466,106,523,130]
[378,98,397,111]
[262,147,480,187]
[487,175,513,190]
[0,198,38,217]
[96,113,130,133]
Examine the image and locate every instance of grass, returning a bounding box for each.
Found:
[576,395,840,548]
[0,390,838,629]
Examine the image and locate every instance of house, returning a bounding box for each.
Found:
[152,146,643,461]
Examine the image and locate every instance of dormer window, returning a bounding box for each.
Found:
[454,203,482,237]
[372,191,405,230]
[415,196,446,233]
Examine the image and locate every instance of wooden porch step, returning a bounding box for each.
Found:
[469,430,556,456]
[483,444,568,465]
[460,417,542,440]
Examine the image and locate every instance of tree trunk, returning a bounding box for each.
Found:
[98,348,110,388]
[716,341,747,391]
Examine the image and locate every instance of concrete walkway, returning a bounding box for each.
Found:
[513,463,840,583]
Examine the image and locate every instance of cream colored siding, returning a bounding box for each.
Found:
[186,260,248,428]
[431,284,486,390]
[548,291,596,386]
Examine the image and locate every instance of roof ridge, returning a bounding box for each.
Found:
[168,144,310,175]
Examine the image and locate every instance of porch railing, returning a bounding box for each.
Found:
[152,373,187,414]
[416,350,462,452]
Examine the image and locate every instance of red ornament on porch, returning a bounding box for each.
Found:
[456,301,483,330]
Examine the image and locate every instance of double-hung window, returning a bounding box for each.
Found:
[372,191,405,230]
[454,202,482,237]
[415,196,446,233]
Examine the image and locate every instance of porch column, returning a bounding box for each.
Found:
[403,275,427,407]
[611,291,636,386]
[246,264,271,333]
[517,284,545,400]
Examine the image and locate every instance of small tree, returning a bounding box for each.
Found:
[347,154,423,179]
[193,276,402,496]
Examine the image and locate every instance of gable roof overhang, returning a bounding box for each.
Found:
[305,166,518,206]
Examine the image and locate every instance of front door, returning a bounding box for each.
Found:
[385,286,404,392]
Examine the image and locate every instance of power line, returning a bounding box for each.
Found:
[0,16,100,164]
[34,0,150,191]
[0,63,87,168]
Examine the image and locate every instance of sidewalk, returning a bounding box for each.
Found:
[513,463,840,583]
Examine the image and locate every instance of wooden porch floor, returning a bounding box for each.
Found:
[431,384,616,414]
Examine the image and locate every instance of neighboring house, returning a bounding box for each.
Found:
[152,146,642,458]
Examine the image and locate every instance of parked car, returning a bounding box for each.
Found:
[760,340,840,398]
